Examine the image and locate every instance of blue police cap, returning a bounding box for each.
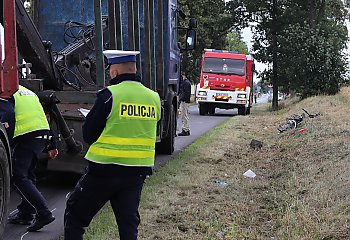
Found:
[103,50,140,65]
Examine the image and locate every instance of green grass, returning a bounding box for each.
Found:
[63,87,350,240]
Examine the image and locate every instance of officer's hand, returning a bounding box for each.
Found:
[48,149,59,159]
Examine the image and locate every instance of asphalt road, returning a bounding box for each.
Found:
[3,104,236,240]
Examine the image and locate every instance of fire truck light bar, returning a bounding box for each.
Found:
[204,49,238,54]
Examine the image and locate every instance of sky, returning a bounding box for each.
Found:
[241,27,267,72]
[241,26,268,82]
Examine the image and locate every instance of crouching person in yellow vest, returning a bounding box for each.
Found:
[2,85,57,232]
[64,50,161,240]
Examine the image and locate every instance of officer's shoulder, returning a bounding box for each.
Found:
[96,88,112,98]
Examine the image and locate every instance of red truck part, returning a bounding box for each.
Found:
[196,49,254,115]
[1,0,19,98]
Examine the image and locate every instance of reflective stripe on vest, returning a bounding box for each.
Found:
[85,81,161,167]
[13,85,49,138]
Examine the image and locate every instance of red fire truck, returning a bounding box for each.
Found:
[196,49,254,115]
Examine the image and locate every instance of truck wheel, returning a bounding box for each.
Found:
[0,140,10,237]
[199,103,207,115]
[156,104,175,155]
[208,106,215,115]
[238,107,247,115]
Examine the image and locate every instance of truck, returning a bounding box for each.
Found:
[195,49,254,115]
[0,0,20,235]
[0,0,197,237]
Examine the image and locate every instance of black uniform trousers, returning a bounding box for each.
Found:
[12,138,52,218]
[64,167,146,240]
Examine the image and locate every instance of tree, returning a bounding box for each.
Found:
[178,0,239,83]
[227,0,348,108]
[278,0,348,98]
[225,31,249,54]
[226,0,288,110]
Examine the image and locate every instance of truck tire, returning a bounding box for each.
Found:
[156,104,175,155]
[246,107,251,115]
[199,103,207,115]
[238,107,247,115]
[208,106,215,115]
[0,140,10,238]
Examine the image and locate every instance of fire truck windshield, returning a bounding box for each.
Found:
[202,57,245,76]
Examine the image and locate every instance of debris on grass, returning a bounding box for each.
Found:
[243,169,256,179]
[277,113,304,133]
[298,128,307,133]
[250,139,263,151]
[214,180,227,185]
[302,108,320,118]
[278,108,320,133]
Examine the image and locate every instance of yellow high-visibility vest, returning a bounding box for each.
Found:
[85,81,161,167]
[13,85,49,138]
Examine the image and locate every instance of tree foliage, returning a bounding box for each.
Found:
[178,0,244,83]
[279,21,348,98]
[227,0,349,105]
[225,31,249,54]
[278,0,348,98]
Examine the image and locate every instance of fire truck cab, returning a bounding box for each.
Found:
[196,49,254,115]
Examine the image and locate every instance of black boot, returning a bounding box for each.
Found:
[8,212,34,225]
[27,213,55,232]
[178,130,190,136]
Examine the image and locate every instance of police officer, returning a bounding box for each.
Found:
[1,85,57,232]
[178,74,191,136]
[64,50,161,240]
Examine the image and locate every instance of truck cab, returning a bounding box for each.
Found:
[196,49,254,115]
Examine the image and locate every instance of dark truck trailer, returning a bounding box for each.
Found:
[12,0,197,173]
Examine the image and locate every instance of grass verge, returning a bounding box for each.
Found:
[82,87,350,240]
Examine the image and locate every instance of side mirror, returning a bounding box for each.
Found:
[185,29,196,50]
[177,17,197,51]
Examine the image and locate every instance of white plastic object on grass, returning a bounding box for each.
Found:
[243,169,256,179]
